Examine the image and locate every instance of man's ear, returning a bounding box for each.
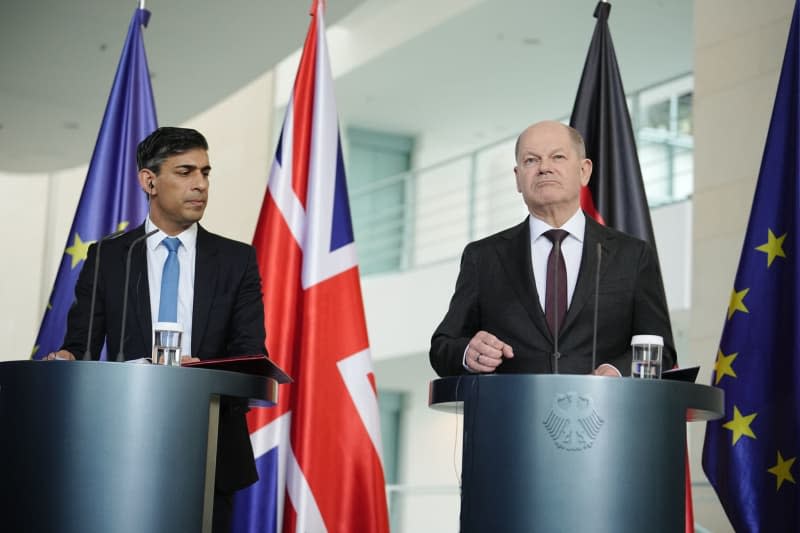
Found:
[514,166,522,193]
[580,159,593,187]
[138,168,155,194]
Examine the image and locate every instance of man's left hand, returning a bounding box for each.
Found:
[592,363,622,377]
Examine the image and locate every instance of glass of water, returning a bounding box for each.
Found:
[153,322,183,367]
[630,335,663,379]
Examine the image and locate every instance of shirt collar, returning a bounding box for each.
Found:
[528,208,586,243]
[145,216,198,251]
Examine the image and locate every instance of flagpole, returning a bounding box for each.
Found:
[139,0,145,10]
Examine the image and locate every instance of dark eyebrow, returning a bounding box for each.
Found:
[173,164,212,172]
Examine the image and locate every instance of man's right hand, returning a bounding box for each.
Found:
[465,330,514,373]
[43,350,76,361]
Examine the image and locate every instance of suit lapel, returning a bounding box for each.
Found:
[561,217,617,335]
[192,225,218,355]
[494,218,553,342]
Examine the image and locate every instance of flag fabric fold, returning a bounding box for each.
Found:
[569,3,693,531]
[570,1,655,247]
[232,3,390,532]
[32,8,157,360]
[702,2,800,531]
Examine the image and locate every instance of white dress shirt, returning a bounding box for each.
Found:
[529,208,585,312]
[145,217,197,355]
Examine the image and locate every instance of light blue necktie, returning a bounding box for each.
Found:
[158,237,181,322]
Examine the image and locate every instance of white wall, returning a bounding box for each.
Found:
[0,165,89,360]
[652,200,692,311]
[363,261,458,362]
[184,71,275,244]
[0,172,50,359]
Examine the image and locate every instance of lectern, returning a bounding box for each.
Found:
[0,361,282,533]
[429,374,723,533]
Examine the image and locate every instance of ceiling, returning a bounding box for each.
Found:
[0,0,362,172]
[0,0,692,173]
[334,0,692,161]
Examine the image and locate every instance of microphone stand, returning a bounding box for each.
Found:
[83,229,126,361]
[591,242,602,373]
[116,228,158,362]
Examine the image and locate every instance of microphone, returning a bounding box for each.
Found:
[116,228,158,362]
[552,238,562,374]
[82,229,126,361]
[591,242,602,373]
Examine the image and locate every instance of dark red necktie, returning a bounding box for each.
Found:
[544,229,569,336]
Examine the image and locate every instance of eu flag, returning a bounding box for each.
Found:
[32,8,157,360]
[702,2,800,531]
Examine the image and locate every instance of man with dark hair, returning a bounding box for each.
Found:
[430,120,676,377]
[47,126,266,532]
[136,126,209,174]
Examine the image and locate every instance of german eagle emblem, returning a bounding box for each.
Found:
[542,392,604,451]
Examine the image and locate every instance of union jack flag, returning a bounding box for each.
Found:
[232,3,390,532]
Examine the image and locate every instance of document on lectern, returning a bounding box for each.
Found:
[661,366,700,383]
[182,354,292,383]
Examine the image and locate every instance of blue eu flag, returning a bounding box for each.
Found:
[32,8,157,360]
[702,2,800,531]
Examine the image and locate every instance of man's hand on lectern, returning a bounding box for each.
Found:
[43,350,76,361]
[465,330,514,373]
[591,363,622,377]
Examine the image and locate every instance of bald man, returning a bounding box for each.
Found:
[430,121,676,377]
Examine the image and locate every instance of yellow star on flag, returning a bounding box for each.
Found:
[755,229,787,267]
[714,350,738,385]
[767,451,796,491]
[31,345,39,358]
[64,233,93,269]
[727,288,749,320]
[117,220,129,232]
[723,405,757,445]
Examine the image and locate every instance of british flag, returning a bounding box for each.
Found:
[231,3,390,532]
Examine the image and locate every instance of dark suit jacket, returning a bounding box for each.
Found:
[430,215,676,377]
[62,224,267,492]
